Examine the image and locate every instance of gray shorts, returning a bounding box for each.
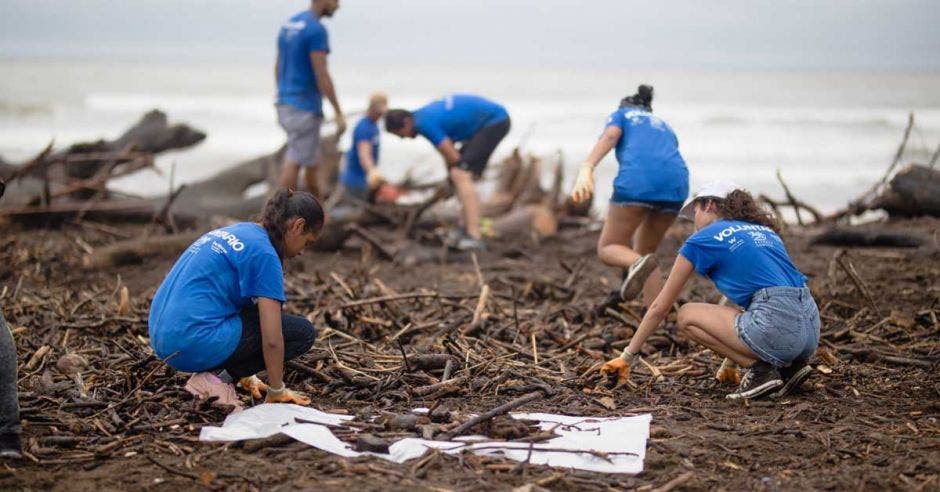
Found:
[276,104,322,167]
[735,286,820,368]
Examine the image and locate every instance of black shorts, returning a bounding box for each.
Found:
[457,117,511,178]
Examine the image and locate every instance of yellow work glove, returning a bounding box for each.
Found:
[239,375,268,399]
[600,351,640,385]
[265,383,312,405]
[367,168,385,190]
[570,162,595,204]
[715,358,741,385]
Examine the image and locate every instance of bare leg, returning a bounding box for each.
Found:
[597,205,648,269]
[450,167,482,239]
[633,210,678,306]
[279,158,301,190]
[303,166,320,199]
[676,303,758,367]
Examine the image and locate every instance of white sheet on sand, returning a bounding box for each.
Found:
[199,404,651,474]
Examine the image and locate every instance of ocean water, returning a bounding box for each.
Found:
[1,58,938,215]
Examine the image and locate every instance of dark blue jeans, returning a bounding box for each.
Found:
[213,307,317,379]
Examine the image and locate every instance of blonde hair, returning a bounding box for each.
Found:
[368,92,388,113]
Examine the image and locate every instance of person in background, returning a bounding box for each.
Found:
[601,181,819,400]
[276,0,346,196]
[385,94,511,251]
[149,189,324,411]
[570,85,689,307]
[0,176,22,458]
[339,92,388,201]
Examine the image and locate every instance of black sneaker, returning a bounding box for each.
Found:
[620,254,657,301]
[772,359,813,398]
[726,361,783,400]
[0,433,22,459]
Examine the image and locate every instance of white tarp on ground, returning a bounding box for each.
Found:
[199,404,651,474]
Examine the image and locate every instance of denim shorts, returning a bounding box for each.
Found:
[609,196,684,214]
[735,286,820,368]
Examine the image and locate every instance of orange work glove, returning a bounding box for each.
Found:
[715,358,741,385]
[239,375,268,399]
[600,351,639,385]
[570,162,595,204]
[265,383,312,405]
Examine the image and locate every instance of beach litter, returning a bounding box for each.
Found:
[200,404,651,474]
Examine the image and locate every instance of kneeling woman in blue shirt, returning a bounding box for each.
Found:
[570,85,689,306]
[149,189,323,410]
[601,181,820,400]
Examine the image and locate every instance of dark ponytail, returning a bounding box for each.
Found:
[620,84,654,111]
[258,188,325,259]
[712,190,781,233]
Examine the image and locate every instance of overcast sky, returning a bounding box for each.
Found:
[0,0,938,70]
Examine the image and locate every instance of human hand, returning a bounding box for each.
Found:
[265,383,312,405]
[570,163,594,204]
[334,114,347,137]
[239,375,268,399]
[715,358,741,385]
[367,168,385,190]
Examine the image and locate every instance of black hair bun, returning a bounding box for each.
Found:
[619,84,654,111]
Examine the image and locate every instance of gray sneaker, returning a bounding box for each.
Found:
[453,234,486,252]
[620,254,657,301]
[726,361,783,400]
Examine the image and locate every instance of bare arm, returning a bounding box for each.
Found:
[356,140,376,173]
[625,255,695,355]
[274,59,279,85]
[437,138,462,166]
[310,52,342,120]
[584,126,622,168]
[257,297,285,388]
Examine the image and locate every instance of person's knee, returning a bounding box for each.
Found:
[676,304,695,335]
[283,314,317,356]
[299,318,317,350]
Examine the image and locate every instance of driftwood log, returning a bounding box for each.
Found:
[0,110,206,208]
[866,164,940,218]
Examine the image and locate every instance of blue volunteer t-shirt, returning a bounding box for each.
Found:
[413,94,509,146]
[276,10,330,115]
[340,117,381,191]
[148,223,286,372]
[679,219,807,308]
[605,106,688,203]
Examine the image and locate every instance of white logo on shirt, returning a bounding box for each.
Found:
[622,109,666,131]
[206,229,245,252]
[712,223,774,243]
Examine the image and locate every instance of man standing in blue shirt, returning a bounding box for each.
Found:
[340,92,387,201]
[385,94,511,251]
[275,0,346,197]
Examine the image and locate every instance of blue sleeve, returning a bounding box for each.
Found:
[678,234,718,277]
[353,121,377,144]
[604,110,624,130]
[306,22,330,54]
[238,251,286,303]
[417,122,447,147]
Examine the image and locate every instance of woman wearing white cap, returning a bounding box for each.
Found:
[600,181,820,400]
[570,85,689,306]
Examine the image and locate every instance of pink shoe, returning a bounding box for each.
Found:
[184,372,244,413]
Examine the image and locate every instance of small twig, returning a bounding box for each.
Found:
[835,250,879,314]
[437,390,547,440]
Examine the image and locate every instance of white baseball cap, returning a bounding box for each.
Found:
[678,179,743,220]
